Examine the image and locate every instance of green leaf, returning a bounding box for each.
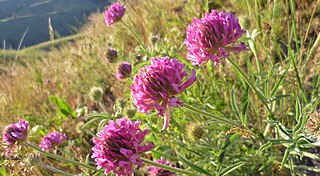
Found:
[256,141,272,155]
[281,144,295,166]
[275,122,292,140]
[86,112,110,119]
[295,97,301,122]
[269,67,289,98]
[81,118,101,129]
[241,85,250,126]
[49,96,76,119]
[133,60,150,73]
[220,162,246,176]
[231,89,241,122]
[293,98,303,135]
[177,152,212,176]
[226,58,271,114]
[217,134,238,174]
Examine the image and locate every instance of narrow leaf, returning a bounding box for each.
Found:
[270,67,289,98]
[231,89,241,122]
[220,162,246,176]
[177,152,212,176]
[281,144,295,166]
[256,141,272,155]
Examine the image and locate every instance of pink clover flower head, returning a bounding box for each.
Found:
[104,3,126,26]
[184,10,247,66]
[39,132,67,151]
[116,62,132,80]
[92,118,154,175]
[2,120,29,155]
[306,111,320,135]
[148,157,175,176]
[131,56,196,130]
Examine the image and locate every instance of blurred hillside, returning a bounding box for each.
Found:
[0,0,109,49]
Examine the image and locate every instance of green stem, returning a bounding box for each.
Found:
[141,158,198,176]
[183,103,239,126]
[38,163,74,176]
[120,21,150,56]
[57,148,77,160]
[226,57,272,114]
[25,141,97,171]
[99,102,108,113]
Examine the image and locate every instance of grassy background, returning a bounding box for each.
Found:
[0,0,319,175]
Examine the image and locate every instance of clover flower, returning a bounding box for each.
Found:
[184,10,246,66]
[2,120,29,155]
[116,62,132,80]
[106,48,118,63]
[104,3,126,26]
[39,132,67,151]
[306,111,320,135]
[92,118,154,175]
[131,56,196,130]
[148,157,175,176]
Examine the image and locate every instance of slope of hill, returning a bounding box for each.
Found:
[0,0,109,49]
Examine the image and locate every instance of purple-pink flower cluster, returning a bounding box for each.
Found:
[306,111,320,135]
[116,62,132,80]
[2,120,29,155]
[148,157,175,176]
[184,10,246,66]
[39,132,67,151]
[92,118,154,175]
[104,3,126,26]
[131,56,196,130]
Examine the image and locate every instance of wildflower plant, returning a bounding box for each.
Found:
[104,3,126,26]
[91,118,154,175]
[184,10,246,66]
[2,0,320,176]
[116,62,132,80]
[131,56,196,130]
[105,48,118,63]
[39,132,67,151]
[2,120,29,155]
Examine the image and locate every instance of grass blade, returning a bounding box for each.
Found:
[177,152,212,176]
[220,162,246,176]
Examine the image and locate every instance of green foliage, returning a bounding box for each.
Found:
[49,96,76,119]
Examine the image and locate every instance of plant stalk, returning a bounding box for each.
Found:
[38,163,74,176]
[25,141,97,171]
[226,57,272,114]
[120,21,150,56]
[141,158,198,176]
[183,103,239,126]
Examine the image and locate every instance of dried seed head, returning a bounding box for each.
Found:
[186,123,205,141]
[89,86,104,102]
